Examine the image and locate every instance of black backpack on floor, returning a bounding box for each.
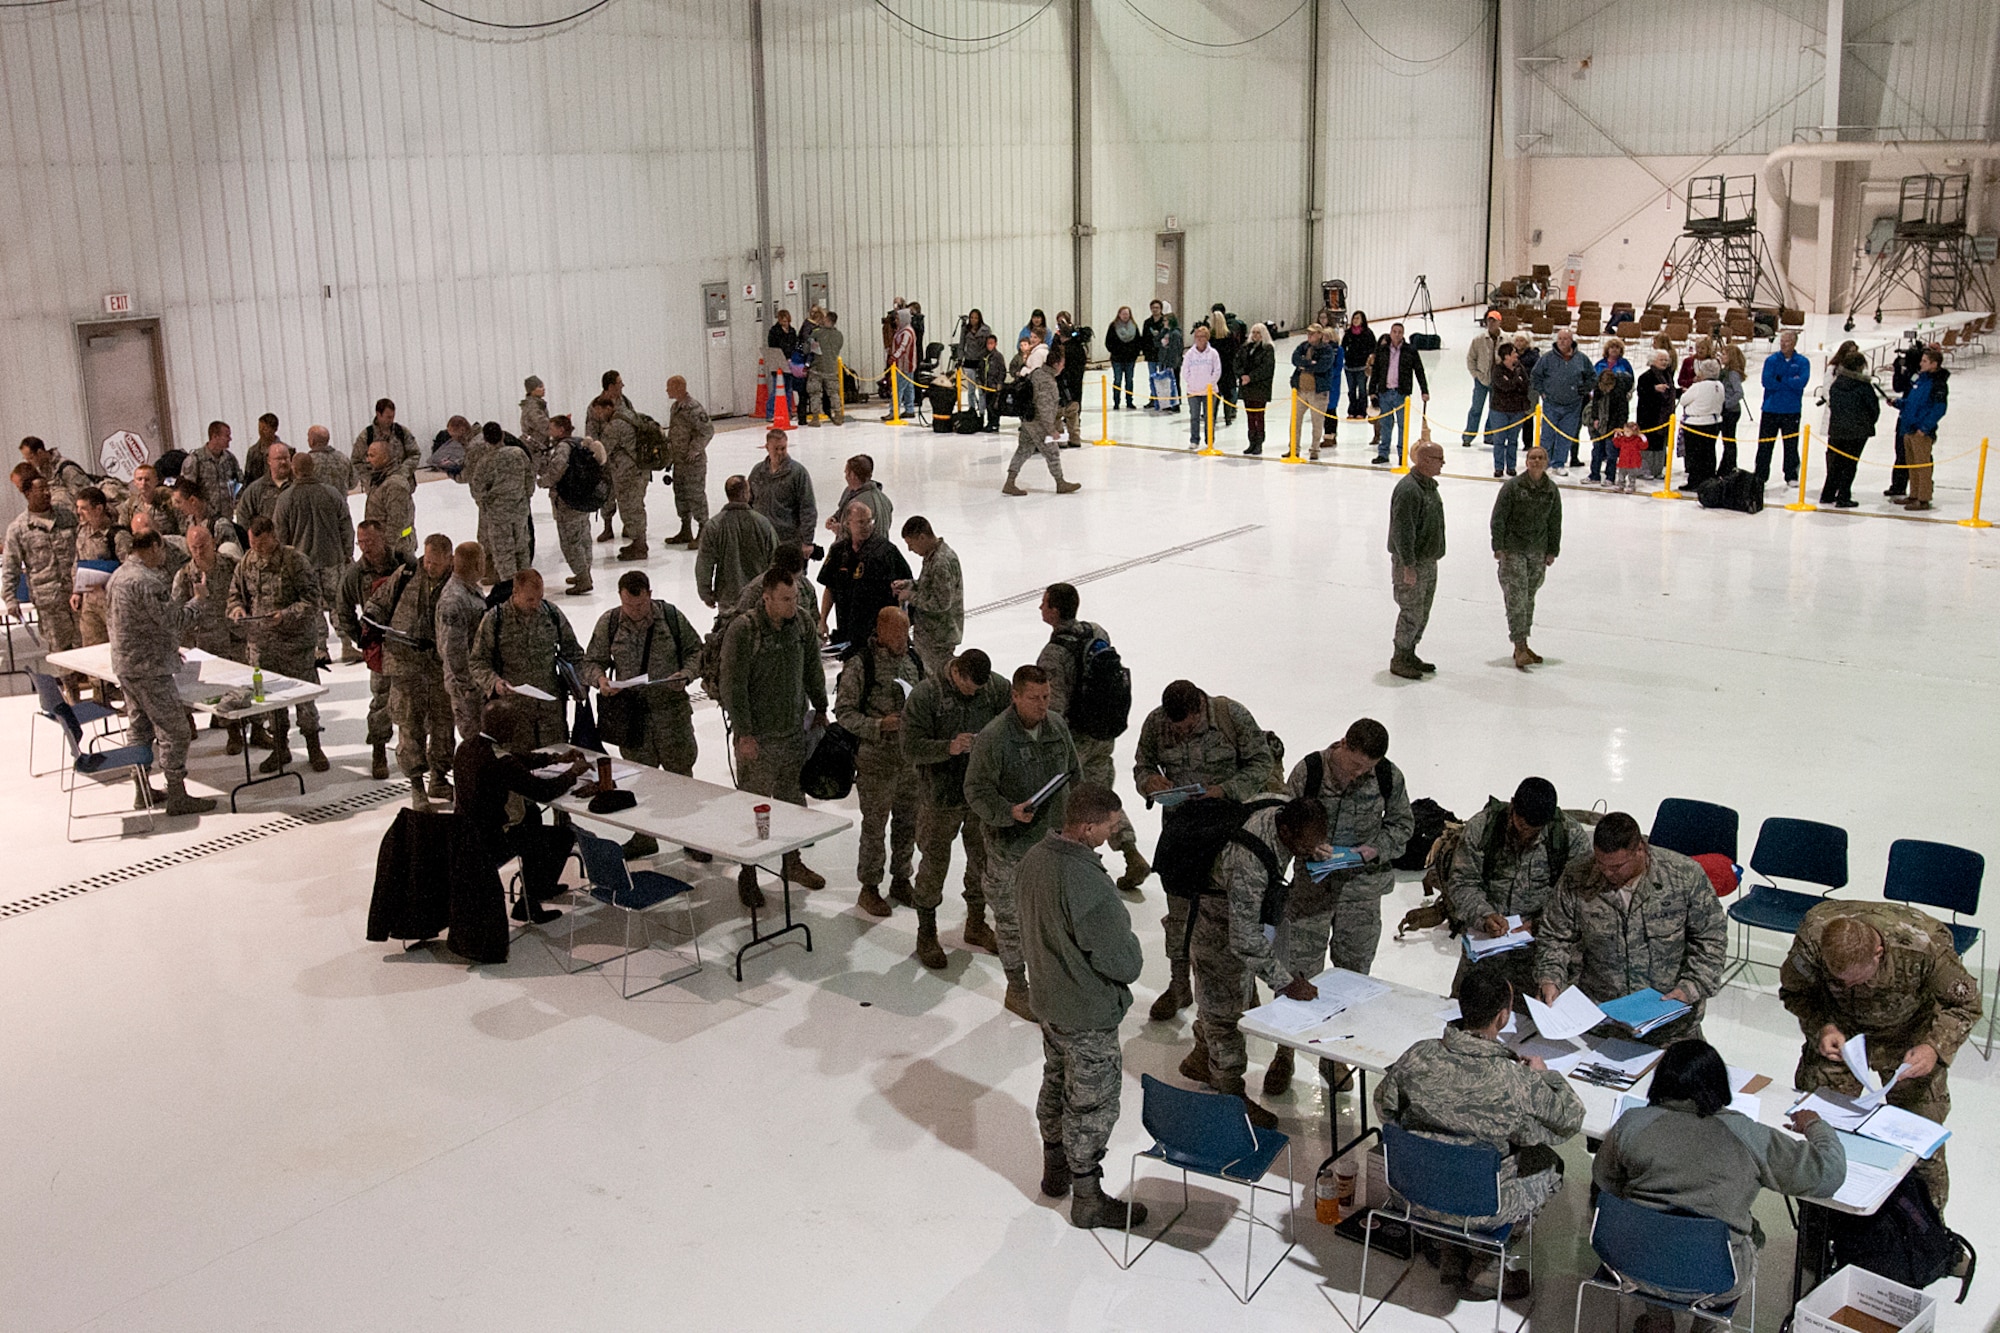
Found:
[952,411,983,434]
[1829,1173,1975,1304]
[1697,468,1763,513]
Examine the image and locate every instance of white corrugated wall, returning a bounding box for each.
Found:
[0,0,757,473]
[1316,0,1497,317]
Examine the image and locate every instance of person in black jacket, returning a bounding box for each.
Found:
[1820,352,1880,509]
[1206,305,1241,426]
[1104,306,1143,409]
[1140,300,1169,410]
[975,333,1006,432]
[1339,312,1378,417]
[1237,323,1277,455]
[766,309,801,423]
[1367,322,1430,465]
[456,696,589,923]
[1055,313,1091,447]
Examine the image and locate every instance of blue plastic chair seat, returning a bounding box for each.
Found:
[1944,921,1980,955]
[1726,883,1824,933]
[72,698,117,726]
[76,743,155,777]
[592,871,693,912]
[1586,1263,1740,1318]
[1139,1123,1288,1182]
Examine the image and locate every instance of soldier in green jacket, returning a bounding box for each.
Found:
[228,518,328,773]
[1387,441,1446,679]
[365,533,456,810]
[964,663,1081,1021]
[719,566,828,906]
[470,570,582,752]
[1780,900,1982,1210]
[695,477,776,615]
[896,516,963,678]
[1019,783,1149,1231]
[834,606,924,922]
[1490,444,1562,670]
[903,648,1012,968]
[1376,965,1584,1299]
[1533,812,1727,1046]
[1133,680,1279,1029]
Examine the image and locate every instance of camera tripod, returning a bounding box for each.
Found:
[1403,274,1437,334]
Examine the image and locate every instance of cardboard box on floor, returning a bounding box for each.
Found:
[1793,1266,1937,1333]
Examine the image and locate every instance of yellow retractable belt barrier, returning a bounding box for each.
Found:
[1652,418,1683,500]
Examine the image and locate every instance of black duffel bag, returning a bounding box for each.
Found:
[799,723,860,800]
[1697,467,1763,513]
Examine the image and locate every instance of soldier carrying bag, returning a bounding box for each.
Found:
[1155,796,1289,955]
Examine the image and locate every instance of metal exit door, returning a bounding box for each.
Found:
[76,318,172,474]
[1153,234,1185,320]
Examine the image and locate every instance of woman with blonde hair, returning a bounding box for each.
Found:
[1237,323,1276,455]
[1717,344,1748,473]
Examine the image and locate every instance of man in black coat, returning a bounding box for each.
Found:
[815,500,912,658]
[456,696,590,922]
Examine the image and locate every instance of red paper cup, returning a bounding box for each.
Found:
[753,803,771,839]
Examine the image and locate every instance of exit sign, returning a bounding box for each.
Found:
[103,293,131,315]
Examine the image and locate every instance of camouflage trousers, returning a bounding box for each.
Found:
[77,588,109,647]
[1391,559,1439,654]
[447,682,484,748]
[389,669,456,778]
[1007,429,1068,483]
[1074,734,1139,856]
[617,699,696,776]
[804,368,843,424]
[1798,1053,1952,1208]
[673,457,709,526]
[519,695,567,750]
[312,566,345,655]
[365,670,393,746]
[1496,552,1547,643]
[913,800,987,914]
[123,673,193,782]
[980,837,1031,985]
[479,510,532,581]
[912,632,957,682]
[1036,1023,1125,1177]
[855,744,917,888]
[551,500,593,583]
[1190,896,1260,1089]
[33,594,80,656]
[735,730,806,808]
[607,450,648,544]
[1280,891,1383,1085]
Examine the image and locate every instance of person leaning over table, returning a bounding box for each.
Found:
[1594,1039,1846,1329]
[457,695,590,926]
[1531,812,1726,1046]
[1444,776,1587,1002]
[1779,899,1981,1215]
[1375,963,1584,1303]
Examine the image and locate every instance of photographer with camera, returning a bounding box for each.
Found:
[1054,312,1092,449]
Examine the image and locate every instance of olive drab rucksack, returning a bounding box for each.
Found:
[633,413,668,472]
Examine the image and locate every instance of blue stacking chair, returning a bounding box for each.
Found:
[1356,1122,1532,1332]
[1722,817,1848,984]
[1575,1192,1750,1333]
[50,693,158,842]
[28,669,120,777]
[1885,839,1992,1057]
[1650,798,1740,863]
[562,827,701,997]
[1121,1074,1295,1303]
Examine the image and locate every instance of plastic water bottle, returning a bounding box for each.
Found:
[1315,1163,1342,1225]
[250,645,265,703]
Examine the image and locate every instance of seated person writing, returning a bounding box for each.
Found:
[455,696,590,924]
[1373,964,1585,1301]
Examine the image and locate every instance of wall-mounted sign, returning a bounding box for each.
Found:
[103,293,131,315]
[743,282,760,301]
[99,430,148,480]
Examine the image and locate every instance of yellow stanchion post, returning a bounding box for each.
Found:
[1532,402,1544,456]
[837,357,847,411]
[1653,419,1683,500]
[1784,424,1816,512]
[1199,388,1222,456]
[1960,439,1993,528]
[955,367,964,415]
[1094,373,1114,446]
[1282,389,1304,463]
[886,366,904,425]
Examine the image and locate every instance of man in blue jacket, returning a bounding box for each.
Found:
[1889,347,1949,511]
[1290,325,1341,460]
[1527,329,1595,474]
[1755,330,1811,486]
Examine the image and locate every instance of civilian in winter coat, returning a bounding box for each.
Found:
[1464,309,1503,447]
[1888,348,1949,510]
[1636,351,1678,479]
[1717,344,1747,474]
[1290,326,1341,459]
[1104,307,1144,410]
[1339,312,1377,418]
[1485,345,1532,477]
[1583,365,1633,486]
[1367,323,1429,465]
[1821,352,1881,509]
[1527,330,1595,472]
[1675,360,1727,490]
[1179,325,1223,450]
[1205,306,1241,424]
[766,309,801,423]
[1155,317,1185,411]
[1757,330,1811,485]
[1236,324,1277,455]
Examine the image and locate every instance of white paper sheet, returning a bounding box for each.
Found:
[1827,1160,1897,1209]
[1313,968,1390,1008]
[1857,1104,1950,1157]
[1513,1035,1586,1072]
[1244,993,1351,1036]
[511,684,557,701]
[1462,915,1532,959]
[1729,1091,1762,1120]
[1793,1090,1875,1132]
[1526,986,1606,1042]
[1839,1032,1911,1108]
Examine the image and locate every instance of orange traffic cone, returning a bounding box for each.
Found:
[772,386,796,431]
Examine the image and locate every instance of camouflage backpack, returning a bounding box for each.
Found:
[633,413,669,472]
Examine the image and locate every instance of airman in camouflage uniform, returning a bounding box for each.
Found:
[1533,813,1727,1046]
[903,649,1011,962]
[1036,591,1144,880]
[338,524,416,777]
[118,465,180,535]
[1444,779,1588,999]
[664,377,713,546]
[187,433,244,512]
[366,536,457,808]
[835,606,924,921]
[963,667,1081,1019]
[592,394,648,556]
[73,489,134,647]
[695,481,776,615]
[227,522,327,771]
[1135,684,1281,1029]
[1375,978,1582,1251]
[304,427,356,497]
[1780,900,1982,1208]
[1018,785,1150,1230]
[3,468,80,662]
[802,309,845,426]
[363,443,418,559]
[470,571,581,751]
[1490,445,1562,669]
[539,420,599,594]
[350,402,420,479]
[435,546,491,744]
[719,568,829,904]
[747,432,817,554]
[106,536,215,815]
[519,377,552,471]
[19,439,94,504]
[582,573,702,775]
[468,429,534,581]
[172,528,244,752]
[898,522,962,678]
[1189,799,1325,1128]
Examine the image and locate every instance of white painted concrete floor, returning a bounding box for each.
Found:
[4,315,1998,1332]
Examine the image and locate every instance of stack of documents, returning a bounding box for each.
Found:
[1461,915,1533,960]
[1598,988,1692,1037]
[1525,986,1605,1041]
[1150,784,1206,809]
[1792,1089,1951,1158]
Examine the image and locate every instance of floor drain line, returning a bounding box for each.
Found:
[965,525,1262,618]
[0,783,407,921]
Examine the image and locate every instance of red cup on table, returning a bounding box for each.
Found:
[754,803,771,840]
